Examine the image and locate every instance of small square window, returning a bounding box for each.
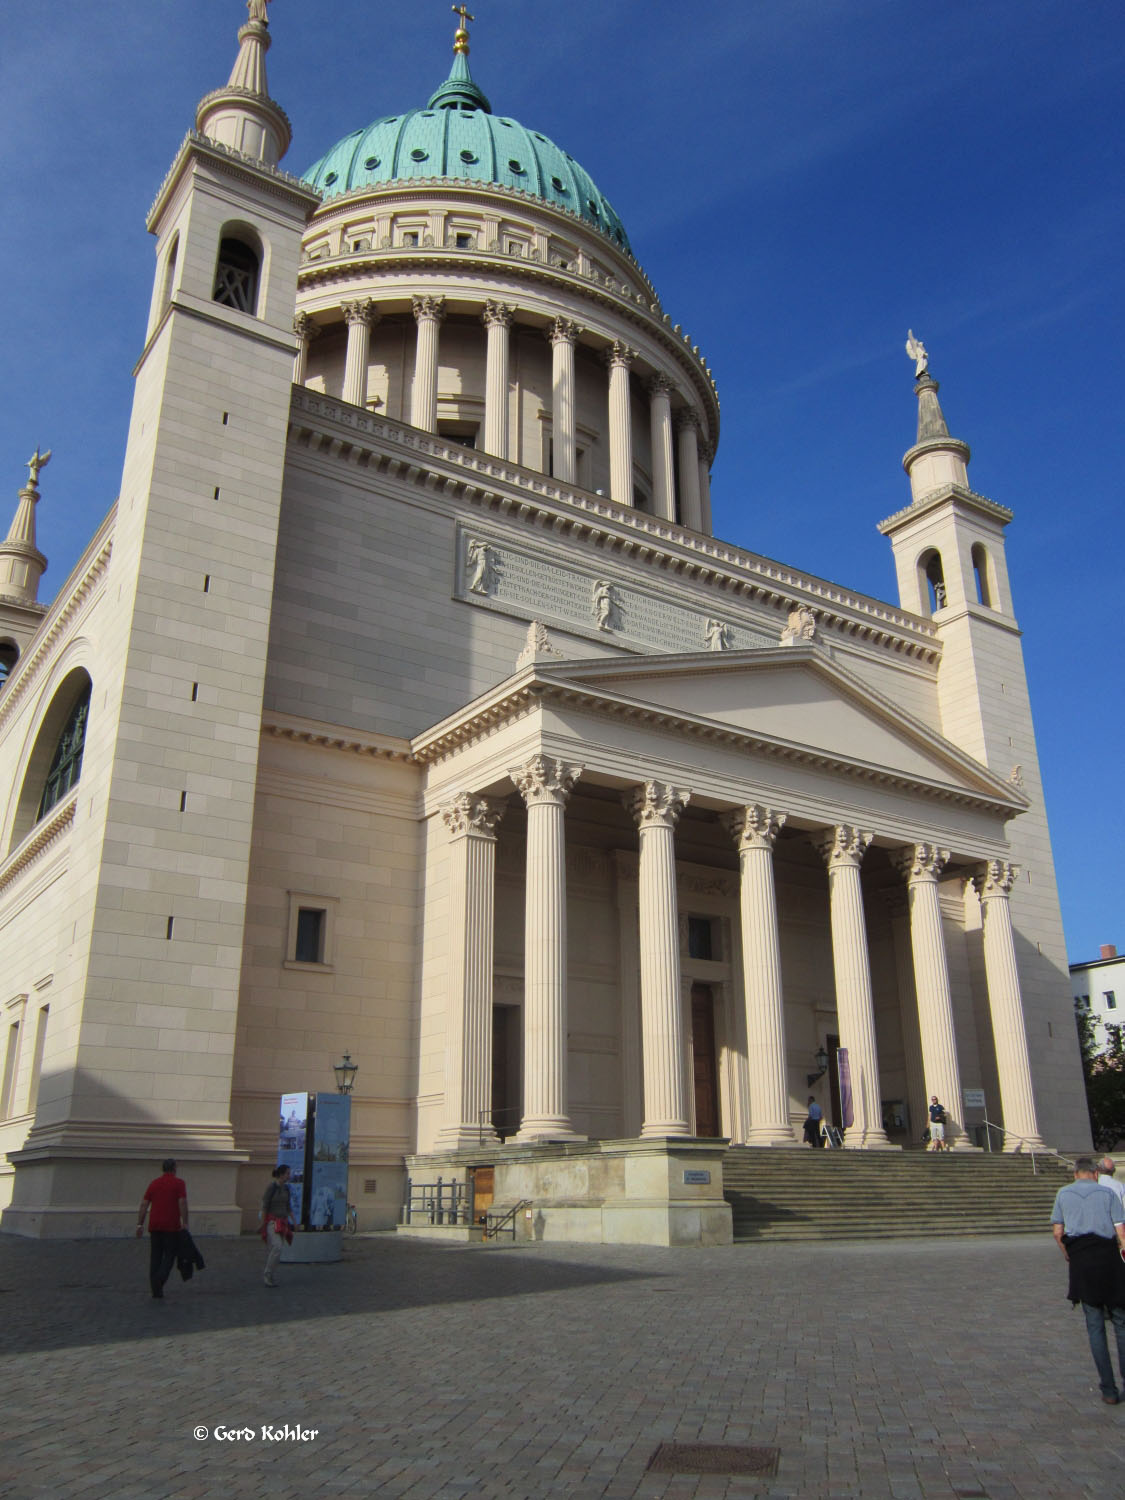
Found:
[285,892,337,970]
[455,232,474,249]
[1106,991,1117,1011]
[402,231,419,248]
[687,917,717,962]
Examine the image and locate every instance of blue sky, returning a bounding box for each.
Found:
[1,1,1121,960]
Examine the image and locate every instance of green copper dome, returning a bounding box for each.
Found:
[303,50,631,252]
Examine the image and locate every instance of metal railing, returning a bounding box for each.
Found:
[402,1175,475,1226]
[484,1200,531,1241]
[980,1120,1073,1174]
[478,1107,521,1145]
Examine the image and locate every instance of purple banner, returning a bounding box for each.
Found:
[836,1047,855,1129]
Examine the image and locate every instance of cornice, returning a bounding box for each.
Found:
[287,388,941,664]
[0,794,76,895]
[0,517,114,730]
[147,130,322,231]
[878,484,1013,535]
[261,711,414,763]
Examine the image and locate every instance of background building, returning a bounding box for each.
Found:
[0,4,1091,1240]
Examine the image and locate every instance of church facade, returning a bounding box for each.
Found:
[0,5,1089,1240]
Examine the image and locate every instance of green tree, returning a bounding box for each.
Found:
[1076,1010,1125,1150]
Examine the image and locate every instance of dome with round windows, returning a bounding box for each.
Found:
[303,49,631,252]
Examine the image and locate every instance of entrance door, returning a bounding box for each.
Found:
[491,1005,520,1140]
[690,984,720,1137]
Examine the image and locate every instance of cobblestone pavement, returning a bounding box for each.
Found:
[3,1230,1125,1499]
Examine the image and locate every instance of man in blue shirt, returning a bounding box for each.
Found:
[1050,1156,1125,1403]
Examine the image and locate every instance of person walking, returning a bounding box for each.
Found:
[136,1158,189,1300]
[258,1164,295,1287]
[1051,1155,1125,1404]
[1097,1157,1125,1211]
[803,1095,824,1147]
[928,1096,948,1151]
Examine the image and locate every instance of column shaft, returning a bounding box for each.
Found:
[647,375,676,521]
[895,845,971,1148]
[411,296,445,433]
[292,312,320,386]
[606,342,636,506]
[725,807,796,1145]
[549,319,580,483]
[511,757,583,1141]
[698,442,714,534]
[976,861,1046,1150]
[436,795,505,1149]
[482,302,513,458]
[676,414,703,531]
[815,827,892,1148]
[627,783,690,1136]
[341,300,376,407]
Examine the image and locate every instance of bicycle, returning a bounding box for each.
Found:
[344,1202,358,1234]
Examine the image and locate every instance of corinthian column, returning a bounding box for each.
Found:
[435,793,506,1149]
[973,860,1045,1150]
[604,341,637,506]
[411,295,446,432]
[510,755,584,1141]
[892,844,972,1149]
[813,825,892,1148]
[481,301,514,458]
[292,311,321,386]
[724,805,797,1145]
[341,299,378,406]
[646,374,676,521]
[625,781,691,1136]
[547,317,581,483]
[675,410,703,531]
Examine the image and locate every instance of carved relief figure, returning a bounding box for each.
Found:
[705,618,730,651]
[781,602,818,645]
[593,580,619,632]
[466,539,495,595]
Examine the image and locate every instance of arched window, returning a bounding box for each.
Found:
[160,234,179,312]
[37,684,91,819]
[919,549,947,614]
[971,543,993,607]
[212,232,261,314]
[0,641,18,687]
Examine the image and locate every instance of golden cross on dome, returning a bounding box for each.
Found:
[452,4,474,52]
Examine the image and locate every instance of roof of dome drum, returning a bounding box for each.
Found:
[303,48,632,253]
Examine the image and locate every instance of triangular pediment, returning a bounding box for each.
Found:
[533,646,1023,806]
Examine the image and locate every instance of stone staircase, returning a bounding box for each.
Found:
[723,1145,1072,1243]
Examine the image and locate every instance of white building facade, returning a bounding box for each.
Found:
[0,6,1090,1240]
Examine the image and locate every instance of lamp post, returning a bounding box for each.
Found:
[333,1051,358,1095]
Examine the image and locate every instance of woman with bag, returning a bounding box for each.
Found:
[258,1164,295,1286]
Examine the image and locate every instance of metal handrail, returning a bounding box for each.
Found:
[484,1199,530,1241]
[402,1174,476,1226]
[980,1119,1073,1175]
[478,1107,521,1145]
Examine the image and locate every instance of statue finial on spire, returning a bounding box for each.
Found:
[905,330,929,379]
[452,4,475,54]
[247,0,271,25]
[25,448,51,491]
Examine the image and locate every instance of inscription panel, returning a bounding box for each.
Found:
[460,532,776,655]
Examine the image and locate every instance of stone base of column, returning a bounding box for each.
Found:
[949,1136,981,1152]
[641,1121,691,1139]
[435,1124,498,1151]
[843,1129,900,1150]
[745,1125,800,1147]
[515,1121,587,1144]
[1003,1134,1046,1153]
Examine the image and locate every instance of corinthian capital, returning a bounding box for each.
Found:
[723,804,786,852]
[891,843,950,884]
[603,340,637,371]
[342,298,378,328]
[645,373,675,400]
[441,792,507,839]
[412,295,447,324]
[973,859,1020,901]
[813,824,873,870]
[675,408,702,435]
[481,300,515,330]
[624,780,690,830]
[546,316,581,347]
[293,311,322,342]
[510,754,582,807]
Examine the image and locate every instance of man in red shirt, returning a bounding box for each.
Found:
[136,1158,189,1299]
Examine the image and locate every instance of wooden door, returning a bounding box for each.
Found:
[690,984,720,1137]
[471,1165,494,1226]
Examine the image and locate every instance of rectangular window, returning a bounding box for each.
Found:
[687,916,716,962]
[295,908,325,965]
[454,232,474,249]
[1106,991,1117,1010]
[27,1005,48,1115]
[285,892,338,970]
[1,1021,20,1117]
[402,231,419,248]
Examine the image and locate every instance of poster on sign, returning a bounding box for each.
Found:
[309,1092,351,1229]
[278,1091,311,1224]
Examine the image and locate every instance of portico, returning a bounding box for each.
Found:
[413,642,1042,1159]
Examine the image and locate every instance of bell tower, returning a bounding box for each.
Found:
[878,336,1090,1149]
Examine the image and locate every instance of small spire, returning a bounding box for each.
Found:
[0,451,49,606]
[429,9,492,113]
[196,1,293,166]
[901,338,972,499]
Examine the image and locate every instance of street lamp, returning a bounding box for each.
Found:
[807,1045,830,1087]
[333,1051,358,1095]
